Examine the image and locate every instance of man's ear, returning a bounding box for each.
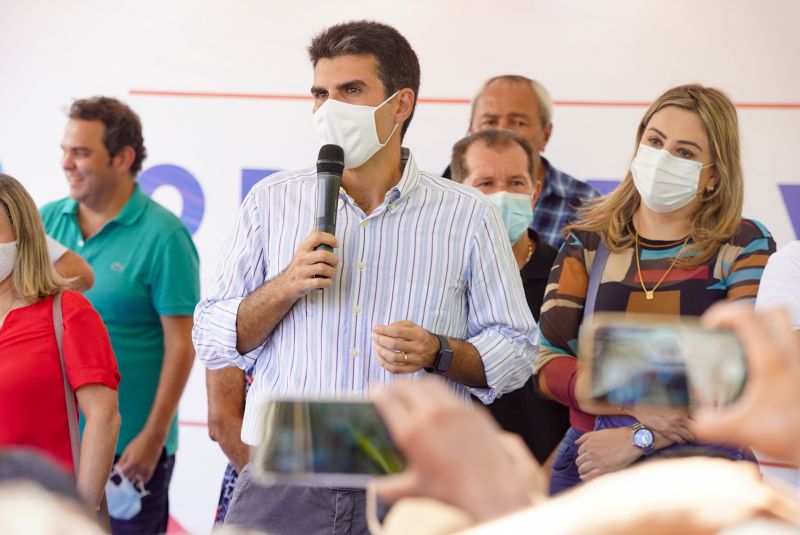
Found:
[542,123,554,148]
[531,179,543,208]
[394,88,415,125]
[111,145,136,174]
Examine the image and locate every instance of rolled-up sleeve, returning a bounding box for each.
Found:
[465,203,538,403]
[193,191,268,370]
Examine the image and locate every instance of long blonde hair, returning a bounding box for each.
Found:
[0,174,70,301]
[566,84,744,267]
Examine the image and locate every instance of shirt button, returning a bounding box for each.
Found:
[360,220,369,228]
[351,348,359,357]
[354,305,362,314]
[77,239,84,247]
[357,261,365,270]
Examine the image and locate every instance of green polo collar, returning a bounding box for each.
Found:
[58,184,147,227]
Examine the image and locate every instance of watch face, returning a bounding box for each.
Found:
[633,428,655,449]
[435,348,453,373]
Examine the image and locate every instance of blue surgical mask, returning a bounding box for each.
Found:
[487,191,533,243]
[106,468,150,520]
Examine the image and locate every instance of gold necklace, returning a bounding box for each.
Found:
[634,229,690,300]
[525,239,534,264]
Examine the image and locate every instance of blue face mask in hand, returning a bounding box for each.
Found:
[487,191,534,243]
[105,467,150,520]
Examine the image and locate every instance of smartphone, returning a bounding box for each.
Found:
[578,313,747,408]
[251,399,405,488]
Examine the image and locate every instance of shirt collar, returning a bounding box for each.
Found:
[60,184,148,226]
[60,197,79,216]
[386,148,421,205]
[114,184,149,226]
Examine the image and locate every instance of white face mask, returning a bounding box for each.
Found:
[106,468,150,520]
[631,143,712,213]
[0,241,16,283]
[313,91,400,169]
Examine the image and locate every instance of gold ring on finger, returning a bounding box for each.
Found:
[402,352,408,365]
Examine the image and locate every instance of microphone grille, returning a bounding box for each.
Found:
[317,144,344,173]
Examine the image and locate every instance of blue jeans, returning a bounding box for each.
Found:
[548,423,756,498]
[549,426,584,496]
[110,449,175,535]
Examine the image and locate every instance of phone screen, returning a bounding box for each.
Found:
[585,319,747,408]
[252,400,404,488]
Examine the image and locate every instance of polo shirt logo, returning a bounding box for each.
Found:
[110,262,125,272]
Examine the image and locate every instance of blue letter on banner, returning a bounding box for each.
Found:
[139,164,205,235]
[241,168,280,202]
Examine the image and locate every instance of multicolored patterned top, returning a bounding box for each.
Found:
[535,218,776,432]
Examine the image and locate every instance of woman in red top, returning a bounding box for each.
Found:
[0,174,121,511]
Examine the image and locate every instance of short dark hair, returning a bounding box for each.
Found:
[68,96,147,175]
[307,20,420,139]
[450,129,536,183]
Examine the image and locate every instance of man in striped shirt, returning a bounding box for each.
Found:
[193,20,537,534]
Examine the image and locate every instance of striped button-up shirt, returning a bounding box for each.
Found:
[193,149,538,445]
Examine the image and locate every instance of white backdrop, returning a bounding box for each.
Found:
[2,1,800,532]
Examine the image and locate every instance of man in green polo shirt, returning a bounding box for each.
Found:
[41,96,199,535]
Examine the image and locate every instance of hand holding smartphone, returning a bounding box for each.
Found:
[578,313,747,409]
[252,399,404,488]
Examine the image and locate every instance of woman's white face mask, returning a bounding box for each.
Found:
[0,241,16,283]
[631,143,713,213]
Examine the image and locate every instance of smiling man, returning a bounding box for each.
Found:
[40,97,199,535]
[193,20,538,534]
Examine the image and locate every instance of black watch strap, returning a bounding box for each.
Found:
[425,333,453,374]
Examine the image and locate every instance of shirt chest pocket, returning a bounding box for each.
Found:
[383,281,462,334]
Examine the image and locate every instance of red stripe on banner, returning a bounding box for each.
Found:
[128,89,800,110]
[556,100,651,108]
[130,89,312,101]
[178,420,208,428]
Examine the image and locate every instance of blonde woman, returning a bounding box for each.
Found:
[0,174,120,511]
[535,85,776,495]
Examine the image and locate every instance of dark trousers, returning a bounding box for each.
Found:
[549,426,584,496]
[225,464,369,535]
[110,449,175,535]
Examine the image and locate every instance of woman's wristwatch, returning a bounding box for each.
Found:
[631,421,656,455]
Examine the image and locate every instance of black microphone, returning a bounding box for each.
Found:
[315,144,344,254]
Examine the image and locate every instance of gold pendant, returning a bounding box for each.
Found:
[645,290,655,300]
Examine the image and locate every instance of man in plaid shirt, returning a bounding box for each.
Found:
[450,75,600,250]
